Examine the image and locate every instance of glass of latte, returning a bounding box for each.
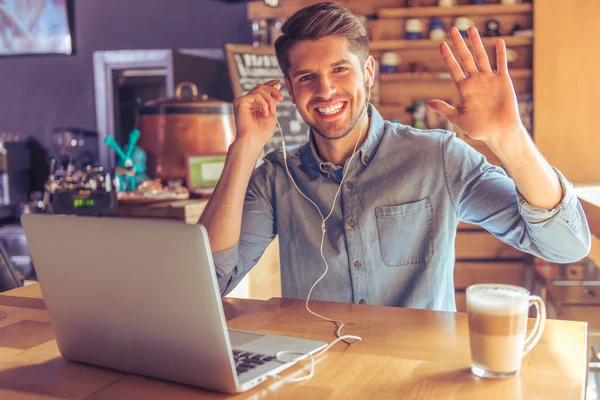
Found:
[466,284,546,379]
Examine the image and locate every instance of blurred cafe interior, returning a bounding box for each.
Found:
[0,0,599,399]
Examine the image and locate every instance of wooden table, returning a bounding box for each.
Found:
[0,284,588,399]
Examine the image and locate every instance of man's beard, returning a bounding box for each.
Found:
[309,98,368,141]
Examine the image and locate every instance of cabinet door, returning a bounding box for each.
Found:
[534,0,600,183]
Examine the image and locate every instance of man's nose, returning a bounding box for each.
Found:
[315,76,335,99]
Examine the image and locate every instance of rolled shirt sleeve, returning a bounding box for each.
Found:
[443,132,591,264]
[212,156,278,296]
[515,167,591,262]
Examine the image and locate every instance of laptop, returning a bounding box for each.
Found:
[21,214,327,393]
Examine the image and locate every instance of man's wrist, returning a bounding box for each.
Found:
[484,125,531,164]
[230,137,265,160]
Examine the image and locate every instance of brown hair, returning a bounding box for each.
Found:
[274,2,369,80]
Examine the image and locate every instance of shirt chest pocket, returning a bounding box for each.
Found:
[375,198,434,267]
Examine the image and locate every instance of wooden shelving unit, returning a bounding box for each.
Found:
[378,3,532,18]
[370,36,532,51]
[379,68,532,82]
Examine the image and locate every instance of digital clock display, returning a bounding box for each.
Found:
[73,199,95,208]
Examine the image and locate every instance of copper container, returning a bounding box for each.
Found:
[137,82,235,180]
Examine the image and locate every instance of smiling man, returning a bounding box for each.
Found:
[199,2,590,311]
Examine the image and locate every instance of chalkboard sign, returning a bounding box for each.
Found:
[225,44,309,154]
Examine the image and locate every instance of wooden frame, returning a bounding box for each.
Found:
[224,43,280,98]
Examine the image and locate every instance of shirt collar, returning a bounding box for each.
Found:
[305,104,386,175]
[358,104,386,166]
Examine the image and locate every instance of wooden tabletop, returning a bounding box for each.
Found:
[0,284,588,399]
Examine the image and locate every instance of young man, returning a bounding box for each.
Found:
[199,2,590,311]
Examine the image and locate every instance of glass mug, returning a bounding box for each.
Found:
[466,284,546,379]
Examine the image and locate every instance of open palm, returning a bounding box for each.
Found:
[427,27,524,145]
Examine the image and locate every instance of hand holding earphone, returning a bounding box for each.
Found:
[232,80,284,150]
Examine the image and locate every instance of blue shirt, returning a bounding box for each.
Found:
[213,105,591,311]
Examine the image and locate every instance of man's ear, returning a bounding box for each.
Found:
[365,55,376,87]
[284,77,295,104]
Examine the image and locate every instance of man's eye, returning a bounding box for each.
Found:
[333,67,347,73]
[299,75,314,82]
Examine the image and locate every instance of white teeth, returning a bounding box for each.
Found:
[317,102,344,115]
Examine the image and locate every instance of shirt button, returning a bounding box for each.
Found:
[364,155,369,163]
[354,261,361,269]
[359,299,366,304]
[346,181,353,189]
[347,219,355,228]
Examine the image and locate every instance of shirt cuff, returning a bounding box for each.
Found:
[517,167,579,229]
[212,242,239,277]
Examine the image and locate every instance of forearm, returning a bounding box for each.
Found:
[199,138,263,251]
[486,126,562,210]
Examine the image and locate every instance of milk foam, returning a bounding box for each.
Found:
[467,286,529,315]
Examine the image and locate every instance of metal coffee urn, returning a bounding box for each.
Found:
[137,82,235,181]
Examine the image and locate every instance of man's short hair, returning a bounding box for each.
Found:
[274,2,369,80]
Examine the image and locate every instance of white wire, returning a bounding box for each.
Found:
[267,84,372,383]
[272,334,359,382]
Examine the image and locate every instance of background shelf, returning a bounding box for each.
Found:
[377,4,533,18]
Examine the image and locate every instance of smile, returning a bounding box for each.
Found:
[317,102,346,115]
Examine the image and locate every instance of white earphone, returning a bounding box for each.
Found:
[268,77,372,382]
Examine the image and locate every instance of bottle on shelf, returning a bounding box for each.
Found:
[405,18,425,40]
[454,16,474,38]
[429,18,447,40]
[380,52,401,73]
[438,0,456,7]
[270,19,285,43]
[485,19,501,37]
[250,19,269,47]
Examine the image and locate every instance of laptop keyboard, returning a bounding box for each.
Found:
[232,350,275,375]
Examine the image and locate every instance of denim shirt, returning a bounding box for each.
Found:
[213,105,591,311]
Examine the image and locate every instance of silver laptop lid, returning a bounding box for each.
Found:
[21,214,239,393]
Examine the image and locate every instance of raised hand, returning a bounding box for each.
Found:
[233,80,284,149]
[426,27,525,147]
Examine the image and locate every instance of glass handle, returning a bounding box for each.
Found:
[523,295,546,357]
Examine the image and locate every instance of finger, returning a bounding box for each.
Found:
[262,83,285,101]
[264,79,282,91]
[253,85,284,108]
[426,100,459,125]
[449,27,478,74]
[261,89,279,116]
[439,42,466,82]
[246,93,271,117]
[250,87,279,116]
[467,26,492,73]
[257,80,283,97]
[496,39,508,75]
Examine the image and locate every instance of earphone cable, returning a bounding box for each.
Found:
[267,84,372,383]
